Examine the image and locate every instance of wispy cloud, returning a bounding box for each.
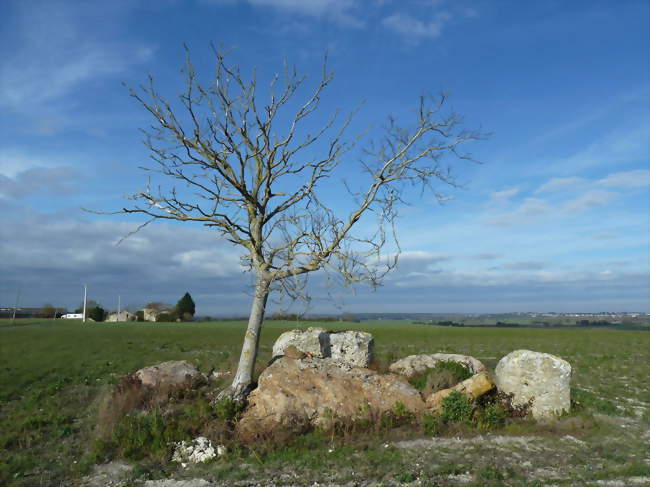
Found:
[485,197,552,226]
[381,12,450,41]
[488,187,520,205]
[206,0,364,27]
[546,125,650,173]
[597,169,650,189]
[564,190,618,213]
[501,261,549,271]
[0,166,79,199]
[535,177,586,194]
[0,2,154,133]
[472,253,502,260]
[532,87,650,144]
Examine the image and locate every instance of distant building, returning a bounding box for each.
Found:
[142,307,174,322]
[61,313,84,319]
[106,310,136,322]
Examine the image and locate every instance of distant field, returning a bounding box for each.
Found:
[1,319,649,486]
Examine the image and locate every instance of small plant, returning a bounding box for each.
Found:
[475,464,506,486]
[380,401,415,429]
[395,471,417,482]
[111,409,182,461]
[409,361,472,396]
[440,391,473,424]
[213,397,245,422]
[421,412,440,435]
[476,404,507,430]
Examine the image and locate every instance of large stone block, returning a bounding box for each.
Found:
[237,357,424,440]
[389,353,486,378]
[329,331,374,367]
[272,328,374,367]
[426,372,495,412]
[134,360,206,388]
[495,349,571,420]
[272,327,328,359]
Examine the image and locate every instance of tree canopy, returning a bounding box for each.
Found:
[108,49,483,399]
[176,292,196,320]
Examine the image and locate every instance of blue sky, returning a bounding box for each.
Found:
[1,0,648,315]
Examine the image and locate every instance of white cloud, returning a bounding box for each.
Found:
[485,197,552,226]
[381,12,450,41]
[597,169,650,189]
[535,177,586,194]
[563,190,617,213]
[488,187,520,205]
[207,0,364,27]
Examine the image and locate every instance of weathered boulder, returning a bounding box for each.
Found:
[272,328,374,367]
[237,357,424,440]
[272,327,328,358]
[389,353,487,378]
[329,331,374,367]
[134,360,206,388]
[495,350,571,420]
[426,372,495,412]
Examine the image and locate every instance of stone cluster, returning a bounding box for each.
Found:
[237,329,573,437]
[172,437,226,465]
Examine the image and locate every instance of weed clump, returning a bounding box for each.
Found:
[213,397,245,422]
[421,412,441,435]
[440,391,473,424]
[408,361,473,396]
[380,401,416,429]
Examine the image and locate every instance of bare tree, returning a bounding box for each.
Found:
[106,50,482,400]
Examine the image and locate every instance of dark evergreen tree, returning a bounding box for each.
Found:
[176,292,196,320]
[88,305,106,322]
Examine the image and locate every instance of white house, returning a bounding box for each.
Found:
[61,313,84,319]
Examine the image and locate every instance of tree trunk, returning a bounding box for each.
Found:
[226,272,271,402]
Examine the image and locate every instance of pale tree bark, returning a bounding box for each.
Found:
[229,271,270,400]
[91,48,485,402]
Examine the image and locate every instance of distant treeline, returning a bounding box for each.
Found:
[413,320,649,331]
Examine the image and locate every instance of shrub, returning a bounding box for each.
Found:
[213,397,245,422]
[476,404,507,430]
[381,401,415,428]
[380,401,415,429]
[440,391,473,424]
[111,410,170,460]
[156,311,178,322]
[88,305,106,322]
[409,361,472,396]
[478,390,532,419]
[421,412,440,435]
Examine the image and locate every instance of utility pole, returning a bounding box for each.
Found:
[11,290,20,324]
[83,284,87,323]
[118,295,121,321]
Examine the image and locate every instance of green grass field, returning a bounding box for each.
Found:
[1,319,649,486]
